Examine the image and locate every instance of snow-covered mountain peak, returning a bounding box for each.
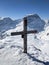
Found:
[26,14,41,19]
[24,14,45,32]
[3,17,13,22]
[0,14,45,33]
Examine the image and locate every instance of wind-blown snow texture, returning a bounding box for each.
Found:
[0,14,49,65]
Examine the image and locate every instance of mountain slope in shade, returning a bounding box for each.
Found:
[0,14,45,32]
[0,17,21,33]
[0,17,22,39]
[27,14,45,32]
[0,14,49,65]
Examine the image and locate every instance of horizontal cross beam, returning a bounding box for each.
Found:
[11,17,37,53]
[11,30,37,36]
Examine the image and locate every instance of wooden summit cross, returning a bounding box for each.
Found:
[11,17,37,53]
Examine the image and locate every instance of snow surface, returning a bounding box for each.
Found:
[0,14,49,65]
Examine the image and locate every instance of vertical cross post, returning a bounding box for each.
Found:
[11,17,37,54]
[23,17,27,53]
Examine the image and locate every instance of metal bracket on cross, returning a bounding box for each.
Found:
[11,17,37,53]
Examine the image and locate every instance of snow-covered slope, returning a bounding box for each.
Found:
[0,14,49,65]
[0,17,22,39]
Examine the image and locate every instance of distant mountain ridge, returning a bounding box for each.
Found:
[0,17,21,32]
[0,14,45,39]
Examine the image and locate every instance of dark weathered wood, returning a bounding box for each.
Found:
[23,17,27,53]
[11,31,23,36]
[11,30,37,36]
[26,30,37,34]
[11,17,37,53]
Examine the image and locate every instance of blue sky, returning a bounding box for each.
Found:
[0,0,49,20]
